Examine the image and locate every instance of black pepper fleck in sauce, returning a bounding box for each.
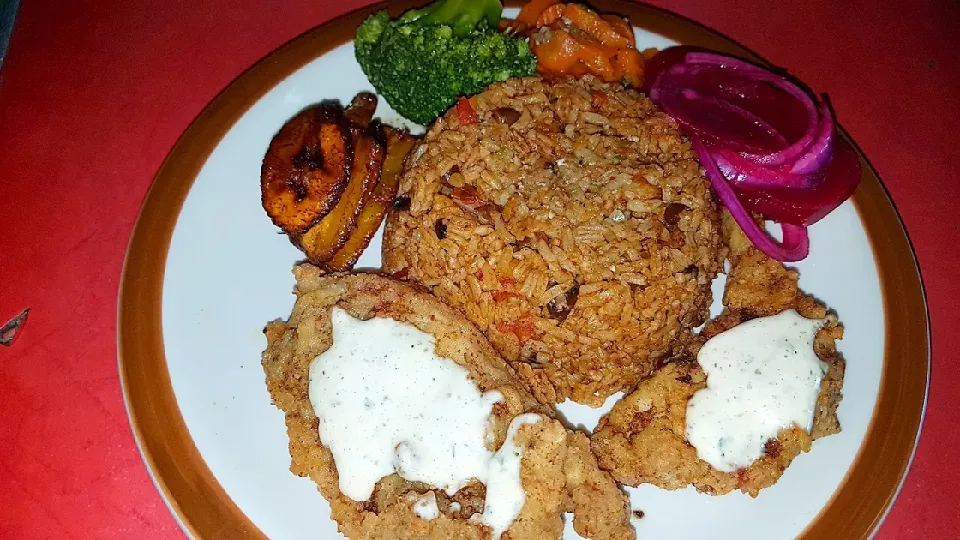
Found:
[684,310,830,472]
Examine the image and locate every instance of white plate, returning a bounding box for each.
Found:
[119,3,929,539]
[159,31,882,540]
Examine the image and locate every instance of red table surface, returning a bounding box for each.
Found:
[1,0,957,538]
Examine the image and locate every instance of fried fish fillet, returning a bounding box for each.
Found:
[262,266,633,539]
[591,213,845,497]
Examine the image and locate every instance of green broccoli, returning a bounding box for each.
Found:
[402,0,503,37]
[355,0,537,125]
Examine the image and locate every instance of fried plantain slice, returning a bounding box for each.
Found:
[325,128,417,271]
[261,104,353,234]
[344,91,378,128]
[298,121,387,264]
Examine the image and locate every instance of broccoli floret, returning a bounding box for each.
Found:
[403,0,503,37]
[355,0,537,125]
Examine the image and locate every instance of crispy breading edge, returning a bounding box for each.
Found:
[262,266,634,539]
[590,212,846,498]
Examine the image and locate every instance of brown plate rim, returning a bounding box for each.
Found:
[117,1,930,538]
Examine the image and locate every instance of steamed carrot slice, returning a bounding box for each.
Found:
[522,0,648,87]
[517,0,561,25]
[602,14,636,46]
[612,47,644,87]
[563,4,631,49]
[535,3,568,26]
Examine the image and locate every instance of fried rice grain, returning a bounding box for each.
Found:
[383,75,724,405]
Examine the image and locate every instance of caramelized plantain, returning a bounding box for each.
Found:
[298,122,387,264]
[344,92,378,128]
[261,104,352,234]
[326,128,418,271]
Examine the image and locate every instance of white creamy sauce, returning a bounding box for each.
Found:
[480,413,541,539]
[412,492,440,520]
[309,308,539,537]
[309,307,503,501]
[686,309,828,472]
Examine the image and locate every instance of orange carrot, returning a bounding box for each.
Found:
[641,47,660,61]
[536,3,569,26]
[602,14,636,46]
[563,4,631,49]
[613,47,644,87]
[534,29,579,75]
[517,0,562,25]
[574,30,621,79]
[521,0,651,87]
[534,28,616,80]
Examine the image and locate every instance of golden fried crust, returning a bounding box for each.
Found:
[504,420,567,540]
[716,211,846,438]
[591,359,817,497]
[564,432,635,540]
[262,266,633,539]
[591,215,846,498]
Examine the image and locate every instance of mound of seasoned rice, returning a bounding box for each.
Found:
[382,76,724,406]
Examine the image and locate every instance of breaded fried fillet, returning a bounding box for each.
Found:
[262,265,633,539]
[590,213,845,497]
